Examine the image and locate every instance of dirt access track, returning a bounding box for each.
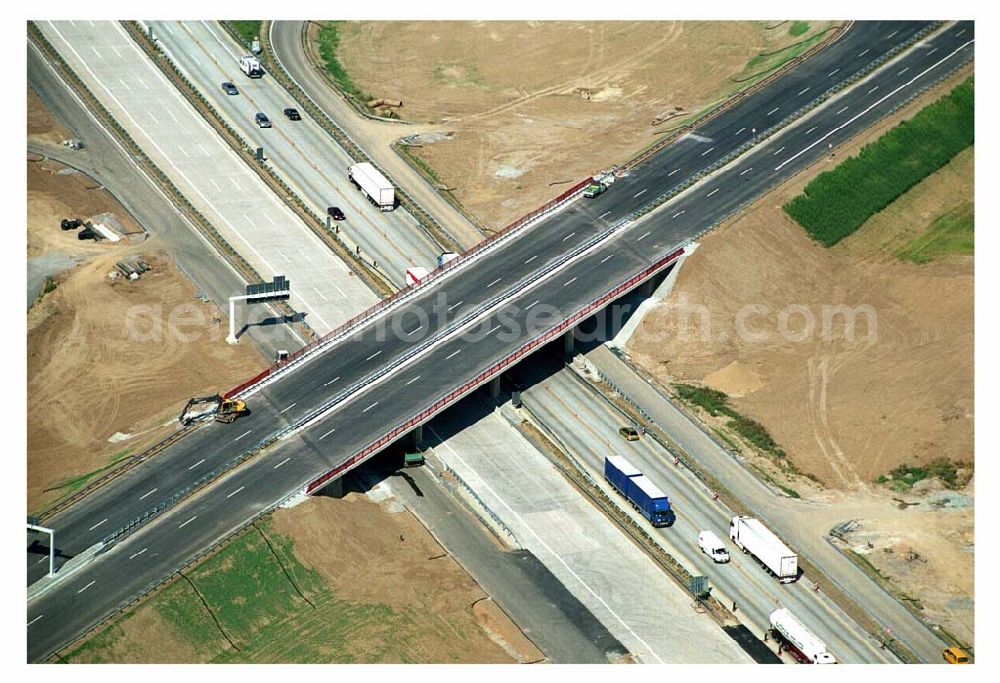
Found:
[27,154,265,513]
[328,20,835,229]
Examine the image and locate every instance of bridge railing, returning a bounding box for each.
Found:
[304,246,686,494]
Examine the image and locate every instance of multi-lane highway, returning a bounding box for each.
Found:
[28,20,974,662]
[147,20,445,286]
[518,358,894,663]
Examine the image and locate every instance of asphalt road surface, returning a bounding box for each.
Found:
[148,20,443,287]
[28,21,973,661]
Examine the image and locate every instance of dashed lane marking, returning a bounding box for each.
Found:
[234,429,252,442]
[405,375,421,385]
[734,127,746,136]
[858,48,870,58]
[633,188,647,198]
[598,211,611,219]
[525,300,540,310]
[445,349,462,360]
[226,486,245,499]
[562,231,577,241]
[129,548,148,560]
[280,403,297,414]
[772,146,786,156]
[797,87,810,96]
[828,68,840,77]
[88,519,107,532]
[487,277,502,287]
[365,350,382,361]
[672,210,685,219]
[739,167,753,176]
[362,402,379,413]
[667,168,680,176]
[600,254,614,263]
[564,277,577,287]
[836,106,849,115]
[139,488,158,501]
[28,615,43,627]
[178,516,197,529]
[273,458,291,469]
[319,427,336,440]
[324,376,341,386]
[706,188,720,197]
[700,146,715,156]
[524,255,538,264]
[766,107,780,116]
[805,126,818,135]
[187,459,205,470]
[77,580,96,594]
[637,231,651,241]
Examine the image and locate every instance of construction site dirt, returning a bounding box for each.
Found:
[327,20,836,230]
[27,155,265,513]
[626,67,974,645]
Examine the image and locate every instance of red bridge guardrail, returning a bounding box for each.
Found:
[304,245,686,495]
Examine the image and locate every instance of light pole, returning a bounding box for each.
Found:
[27,520,56,578]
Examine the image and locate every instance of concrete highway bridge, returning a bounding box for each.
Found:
[27,19,973,662]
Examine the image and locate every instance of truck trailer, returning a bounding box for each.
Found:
[769,609,837,664]
[604,455,675,527]
[729,516,798,582]
[348,162,395,211]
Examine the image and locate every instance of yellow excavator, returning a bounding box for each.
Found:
[179,394,248,425]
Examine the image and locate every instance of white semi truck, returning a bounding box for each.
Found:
[769,609,837,664]
[729,515,798,583]
[239,55,264,78]
[348,162,395,211]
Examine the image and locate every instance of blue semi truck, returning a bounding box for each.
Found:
[604,455,676,527]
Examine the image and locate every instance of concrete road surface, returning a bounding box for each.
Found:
[148,20,443,287]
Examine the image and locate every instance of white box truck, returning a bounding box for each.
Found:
[348,162,395,211]
[239,55,264,78]
[729,516,798,583]
[769,609,837,664]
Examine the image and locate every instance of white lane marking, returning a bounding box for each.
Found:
[280,403,297,414]
[139,488,158,501]
[178,516,197,529]
[667,168,680,176]
[265,214,277,226]
[365,350,382,361]
[209,178,221,192]
[487,277,502,287]
[227,486,245,499]
[868,85,880,95]
[228,177,241,192]
[898,67,910,76]
[706,188,720,197]
[772,146,786,156]
[563,231,577,241]
[319,427,337,440]
[28,615,44,627]
[525,300,540,310]
[637,231,651,242]
[858,48,870,58]
[362,401,379,413]
[110,46,122,59]
[739,167,753,176]
[734,127,746,135]
[405,323,423,335]
[431,431,666,664]
[633,188,648,198]
[234,429,252,442]
[77,580,96,594]
[187,458,205,470]
[88,519,108,532]
[273,458,291,469]
[486,324,502,335]
[927,47,938,56]
[836,106,849,115]
[447,300,464,312]
[805,126,818,135]
[828,68,840,78]
[312,286,328,302]
[137,77,151,91]
[598,211,611,219]
[700,146,715,157]
[445,348,462,360]
[197,143,209,155]
[177,145,189,157]
[672,210,685,219]
[324,376,341,387]
[600,254,613,263]
[405,375,421,386]
[524,255,538,264]
[766,106,780,116]
[775,40,976,173]
[564,277,577,287]
[118,78,130,91]
[797,87,811,96]
[955,29,966,37]
[129,548,148,560]
[886,30,899,39]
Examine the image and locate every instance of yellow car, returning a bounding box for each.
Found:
[619,426,640,441]
[943,647,970,664]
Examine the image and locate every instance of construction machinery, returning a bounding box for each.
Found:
[179,394,248,425]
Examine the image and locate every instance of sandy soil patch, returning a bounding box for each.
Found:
[28,87,71,145]
[332,20,834,229]
[27,159,265,511]
[271,493,536,662]
[628,69,973,489]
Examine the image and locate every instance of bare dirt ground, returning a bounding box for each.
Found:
[27,158,265,512]
[332,20,834,229]
[28,86,70,145]
[64,494,537,663]
[627,68,974,644]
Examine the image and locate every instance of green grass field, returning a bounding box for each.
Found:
[784,78,974,247]
[788,21,811,37]
[228,21,262,48]
[896,200,974,263]
[673,384,786,458]
[316,22,369,104]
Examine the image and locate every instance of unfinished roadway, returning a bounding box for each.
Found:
[27,20,973,662]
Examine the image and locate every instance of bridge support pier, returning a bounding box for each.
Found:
[411,423,424,449]
[563,329,575,361]
[489,376,501,400]
[316,476,344,499]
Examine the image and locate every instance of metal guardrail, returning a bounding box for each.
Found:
[441,463,521,547]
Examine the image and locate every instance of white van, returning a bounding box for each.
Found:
[699,530,730,563]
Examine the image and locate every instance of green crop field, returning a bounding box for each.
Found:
[784,77,974,246]
[896,200,974,263]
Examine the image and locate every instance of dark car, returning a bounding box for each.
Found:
[254,112,272,128]
[221,81,239,95]
[327,206,345,221]
[283,108,301,121]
